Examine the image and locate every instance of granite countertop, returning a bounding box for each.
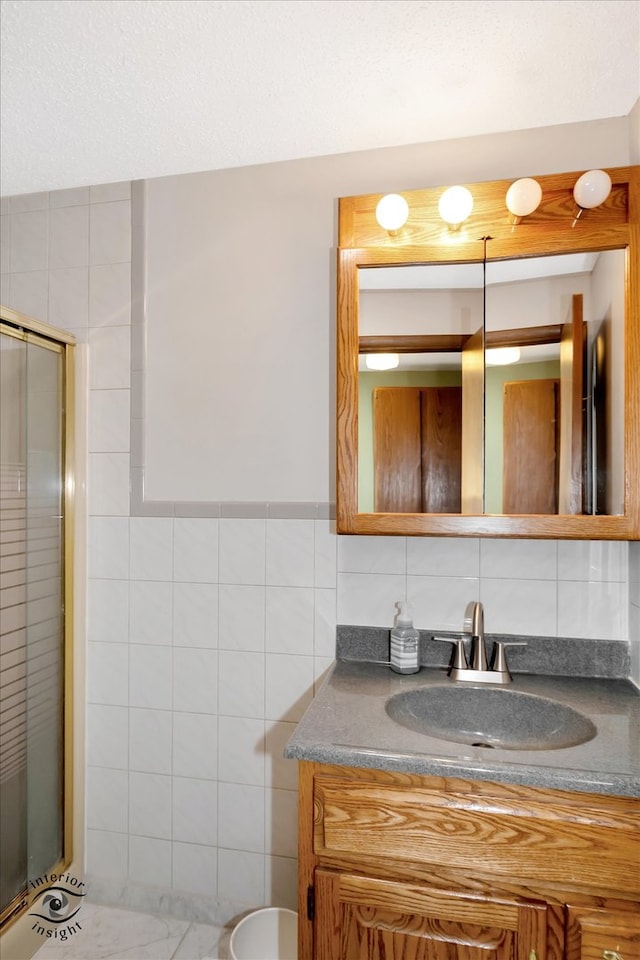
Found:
[284,657,640,797]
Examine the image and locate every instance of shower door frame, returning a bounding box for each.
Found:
[0,305,76,930]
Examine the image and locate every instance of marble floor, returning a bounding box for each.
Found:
[32,903,232,960]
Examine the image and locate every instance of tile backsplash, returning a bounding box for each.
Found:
[1,182,637,927]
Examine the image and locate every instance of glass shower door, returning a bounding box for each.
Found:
[0,322,67,921]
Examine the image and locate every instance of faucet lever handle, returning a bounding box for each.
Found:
[491,640,527,674]
[432,636,468,670]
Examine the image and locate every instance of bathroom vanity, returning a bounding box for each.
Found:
[285,657,640,959]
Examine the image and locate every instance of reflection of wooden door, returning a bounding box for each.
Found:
[558,294,586,514]
[315,869,550,960]
[373,388,422,512]
[503,380,559,514]
[461,327,484,513]
[373,387,461,512]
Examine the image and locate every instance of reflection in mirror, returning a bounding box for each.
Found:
[358,263,484,515]
[484,249,625,516]
[357,251,625,517]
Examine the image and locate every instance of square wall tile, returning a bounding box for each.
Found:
[173,582,218,648]
[219,519,266,585]
[9,270,48,322]
[89,388,130,452]
[480,539,557,580]
[172,712,218,780]
[90,199,131,264]
[218,782,265,853]
[218,584,265,652]
[217,849,265,906]
[338,536,406,574]
[9,193,48,213]
[266,520,314,586]
[89,262,131,327]
[49,204,89,268]
[266,586,314,655]
[218,651,265,719]
[407,576,479,633]
[87,766,128,832]
[88,325,131,389]
[87,642,129,706]
[337,572,406,627]
[172,842,217,896]
[130,517,173,580]
[218,716,265,786]
[10,210,48,272]
[86,829,128,880]
[130,644,172,710]
[407,537,480,578]
[173,648,218,714]
[129,836,172,887]
[87,704,128,769]
[130,708,172,774]
[173,518,219,583]
[558,581,624,640]
[557,541,628,582]
[265,855,297,912]
[130,580,173,645]
[49,266,89,329]
[172,777,218,845]
[129,771,172,839]
[88,517,129,579]
[88,452,130,516]
[480,579,557,636]
[87,578,129,643]
[265,653,314,722]
[1,215,9,274]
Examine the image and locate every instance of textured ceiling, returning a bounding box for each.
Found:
[1,0,639,197]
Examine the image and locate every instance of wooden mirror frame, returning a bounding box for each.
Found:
[336,165,640,538]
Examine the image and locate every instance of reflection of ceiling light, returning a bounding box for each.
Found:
[375,194,409,233]
[485,347,521,366]
[365,353,400,370]
[438,186,473,227]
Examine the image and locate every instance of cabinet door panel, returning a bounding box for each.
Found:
[315,869,548,960]
[566,906,640,960]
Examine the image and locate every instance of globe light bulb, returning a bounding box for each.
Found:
[365,353,400,371]
[573,170,612,210]
[505,178,542,218]
[375,194,409,232]
[438,186,474,226]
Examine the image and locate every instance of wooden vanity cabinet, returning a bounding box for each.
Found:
[297,762,640,960]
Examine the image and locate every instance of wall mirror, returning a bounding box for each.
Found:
[337,166,639,538]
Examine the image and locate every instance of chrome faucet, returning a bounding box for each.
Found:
[433,601,526,685]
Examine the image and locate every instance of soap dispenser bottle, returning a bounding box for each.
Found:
[390,601,420,674]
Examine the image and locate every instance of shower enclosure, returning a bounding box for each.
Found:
[0,307,75,927]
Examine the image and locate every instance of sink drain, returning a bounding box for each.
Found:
[471,741,495,748]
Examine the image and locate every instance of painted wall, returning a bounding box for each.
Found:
[0,115,637,929]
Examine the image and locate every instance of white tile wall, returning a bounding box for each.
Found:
[2,182,636,932]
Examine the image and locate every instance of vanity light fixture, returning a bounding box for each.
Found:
[572,169,612,223]
[505,177,542,223]
[438,185,474,229]
[375,194,409,235]
[485,347,521,366]
[365,353,400,371]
